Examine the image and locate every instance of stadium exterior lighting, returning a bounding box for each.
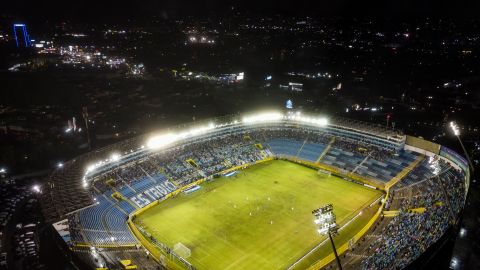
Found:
[449,121,474,172]
[313,204,343,270]
[57,162,64,168]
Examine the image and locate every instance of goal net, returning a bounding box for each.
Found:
[317,169,331,177]
[173,242,191,258]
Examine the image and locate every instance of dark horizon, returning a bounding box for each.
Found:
[3,0,480,23]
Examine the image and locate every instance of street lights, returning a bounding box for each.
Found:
[313,204,343,270]
[450,121,474,173]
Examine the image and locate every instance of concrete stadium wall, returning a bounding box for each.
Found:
[405,135,441,155]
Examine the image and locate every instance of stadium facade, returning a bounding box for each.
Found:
[40,111,470,270]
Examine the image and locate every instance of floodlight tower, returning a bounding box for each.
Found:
[449,121,474,172]
[82,106,92,150]
[313,204,343,270]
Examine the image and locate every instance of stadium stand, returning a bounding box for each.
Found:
[40,112,468,270]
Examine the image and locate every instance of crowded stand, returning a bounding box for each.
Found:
[361,156,465,270]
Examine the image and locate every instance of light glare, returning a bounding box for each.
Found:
[242,112,283,124]
[147,133,178,149]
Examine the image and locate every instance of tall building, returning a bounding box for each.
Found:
[13,23,32,47]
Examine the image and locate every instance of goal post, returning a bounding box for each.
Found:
[317,168,331,177]
[173,242,191,258]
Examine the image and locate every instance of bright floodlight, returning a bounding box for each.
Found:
[313,204,342,270]
[312,204,338,235]
[110,153,121,162]
[242,112,283,124]
[57,162,64,168]
[289,114,328,127]
[32,184,41,193]
[317,117,328,127]
[0,168,6,174]
[450,121,460,136]
[147,133,178,150]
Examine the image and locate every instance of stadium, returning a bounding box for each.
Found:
[40,111,470,270]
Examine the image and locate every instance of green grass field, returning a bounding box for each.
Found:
[136,160,382,270]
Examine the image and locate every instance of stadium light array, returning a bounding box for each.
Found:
[312,204,343,270]
[147,133,180,149]
[313,204,338,235]
[84,111,330,183]
[147,123,218,150]
[450,121,460,136]
[110,153,121,162]
[242,112,283,124]
[449,121,474,173]
[288,114,329,127]
[32,184,41,194]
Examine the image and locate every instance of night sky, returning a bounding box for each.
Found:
[3,0,480,22]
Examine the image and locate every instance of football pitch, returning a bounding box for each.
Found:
[136,160,382,270]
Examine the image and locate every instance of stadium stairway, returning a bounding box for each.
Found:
[316,136,336,163]
[351,153,372,174]
[111,188,139,210]
[321,147,365,172]
[385,154,425,190]
[297,143,327,162]
[295,137,309,158]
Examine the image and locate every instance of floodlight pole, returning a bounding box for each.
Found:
[313,204,343,270]
[450,121,474,173]
[328,230,343,270]
[455,135,474,173]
